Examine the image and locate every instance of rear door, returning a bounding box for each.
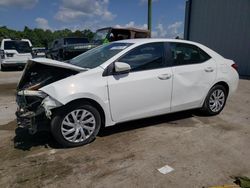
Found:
[107,42,173,123]
[169,42,216,112]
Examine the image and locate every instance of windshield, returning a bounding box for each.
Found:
[64,38,89,45]
[69,42,133,69]
[4,41,32,53]
[92,29,110,43]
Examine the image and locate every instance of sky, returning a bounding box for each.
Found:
[0,0,186,38]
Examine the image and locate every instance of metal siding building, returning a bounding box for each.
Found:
[184,0,250,76]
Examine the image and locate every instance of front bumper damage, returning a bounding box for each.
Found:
[16,90,62,134]
[15,59,81,134]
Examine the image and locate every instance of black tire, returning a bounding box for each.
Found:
[201,85,228,116]
[58,50,64,61]
[0,63,5,71]
[50,54,55,60]
[51,102,101,147]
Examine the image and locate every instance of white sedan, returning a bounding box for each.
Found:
[16,39,239,147]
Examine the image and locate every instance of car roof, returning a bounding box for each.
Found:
[110,38,224,62]
[113,38,202,46]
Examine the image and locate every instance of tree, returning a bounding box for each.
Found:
[0,26,95,47]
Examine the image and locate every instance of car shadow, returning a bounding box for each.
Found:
[98,110,196,137]
[13,128,62,150]
[13,109,200,150]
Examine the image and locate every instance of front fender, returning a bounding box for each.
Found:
[39,68,115,126]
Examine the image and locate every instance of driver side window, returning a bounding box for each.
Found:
[118,42,166,72]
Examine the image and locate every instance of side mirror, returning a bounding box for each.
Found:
[114,62,131,74]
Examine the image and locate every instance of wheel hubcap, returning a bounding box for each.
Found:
[61,109,96,143]
[209,89,225,112]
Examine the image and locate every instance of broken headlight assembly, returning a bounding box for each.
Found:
[16,89,62,134]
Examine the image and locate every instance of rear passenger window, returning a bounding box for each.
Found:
[170,43,211,66]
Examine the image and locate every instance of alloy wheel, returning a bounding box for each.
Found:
[209,89,225,112]
[61,109,96,143]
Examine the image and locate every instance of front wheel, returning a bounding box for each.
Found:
[201,85,228,116]
[51,102,101,147]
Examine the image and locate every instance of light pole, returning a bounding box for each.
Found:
[148,0,152,36]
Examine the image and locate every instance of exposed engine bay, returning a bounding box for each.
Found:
[16,60,81,134]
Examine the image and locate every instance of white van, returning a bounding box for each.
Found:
[0,39,32,70]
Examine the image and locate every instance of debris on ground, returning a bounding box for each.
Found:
[234,176,250,188]
[208,184,240,188]
[157,165,174,174]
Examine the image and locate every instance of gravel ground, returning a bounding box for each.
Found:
[0,70,249,188]
[0,71,22,125]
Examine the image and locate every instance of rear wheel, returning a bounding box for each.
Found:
[51,102,101,147]
[201,85,228,115]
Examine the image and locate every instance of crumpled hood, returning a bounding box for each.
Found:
[29,58,86,72]
[17,58,86,91]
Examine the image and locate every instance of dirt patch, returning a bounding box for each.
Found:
[0,120,16,131]
[0,83,17,96]
[0,155,73,187]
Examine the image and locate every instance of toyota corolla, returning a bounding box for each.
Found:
[16,39,239,147]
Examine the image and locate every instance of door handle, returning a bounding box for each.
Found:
[158,74,172,80]
[204,67,214,72]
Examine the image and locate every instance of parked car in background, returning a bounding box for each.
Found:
[32,47,46,58]
[45,28,150,62]
[16,39,239,147]
[92,27,150,44]
[46,37,90,61]
[0,39,32,70]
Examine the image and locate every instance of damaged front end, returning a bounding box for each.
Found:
[16,59,82,134]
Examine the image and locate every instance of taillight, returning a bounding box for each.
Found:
[231,63,238,72]
[6,53,14,57]
[0,50,5,59]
